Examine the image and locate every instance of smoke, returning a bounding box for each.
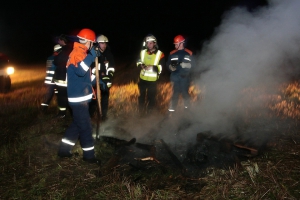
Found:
[103,1,300,147]
[185,0,300,142]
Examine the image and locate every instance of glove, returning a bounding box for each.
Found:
[89,45,101,58]
[180,62,191,69]
[169,65,176,71]
[138,64,146,69]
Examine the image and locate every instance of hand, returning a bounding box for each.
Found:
[90,45,101,57]
[169,65,176,71]
[180,62,191,69]
[139,64,146,69]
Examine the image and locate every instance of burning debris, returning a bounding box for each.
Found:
[99,130,262,178]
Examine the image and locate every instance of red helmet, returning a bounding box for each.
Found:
[173,35,185,44]
[77,28,96,42]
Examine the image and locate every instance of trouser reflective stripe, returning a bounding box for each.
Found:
[63,102,95,159]
[82,146,94,151]
[56,86,68,113]
[62,138,76,146]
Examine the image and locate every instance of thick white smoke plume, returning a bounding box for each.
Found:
[186,0,300,141]
[103,1,300,146]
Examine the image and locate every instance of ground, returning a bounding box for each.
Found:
[0,63,299,199]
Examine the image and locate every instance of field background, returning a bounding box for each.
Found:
[0,60,299,199]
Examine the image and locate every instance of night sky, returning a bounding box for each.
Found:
[0,0,267,65]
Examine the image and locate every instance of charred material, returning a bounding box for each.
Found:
[100,136,136,147]
[100,132,263,178]
[160,139,186,171]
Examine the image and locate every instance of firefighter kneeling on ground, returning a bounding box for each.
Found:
[167,35,195,112]
[89,35,115,121]
[136,34,165,115]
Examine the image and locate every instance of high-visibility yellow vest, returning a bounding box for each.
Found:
[138,50,162,81]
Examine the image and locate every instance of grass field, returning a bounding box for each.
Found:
[0,61,299,199]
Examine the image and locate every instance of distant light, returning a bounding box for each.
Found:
[6,67,14,75]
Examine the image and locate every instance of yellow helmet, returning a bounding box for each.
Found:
[53,44,62,52]
[145,35,156,43]
[97,35,109,43]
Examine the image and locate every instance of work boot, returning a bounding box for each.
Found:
[83,157,101,165]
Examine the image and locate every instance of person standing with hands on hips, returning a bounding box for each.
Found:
[57,28,101,165]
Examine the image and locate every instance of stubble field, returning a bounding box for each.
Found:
[0,60,299,199]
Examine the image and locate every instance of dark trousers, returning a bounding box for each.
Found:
[42,84,56,105]
[170,73,190,108]
[56,86,68,114]
[89,89,110,118]
[60,102,95,159]
[138,79,157,111]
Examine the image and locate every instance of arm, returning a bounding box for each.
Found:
[156,53,165,74]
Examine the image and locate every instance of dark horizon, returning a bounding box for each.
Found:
[0,0,268,65]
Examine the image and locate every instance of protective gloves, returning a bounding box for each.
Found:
[169,65,177,71]
[180,62,191,69]
[138,64,146,69]
[89,45,101,58]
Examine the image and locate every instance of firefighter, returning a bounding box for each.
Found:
[89,35,115,121]
[57,28,101,164]
[52,34,73,118]
[136,34,165,114]
[166,35,194,112]
[40,44,62,111]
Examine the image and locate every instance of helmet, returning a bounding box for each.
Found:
[173,35,185,44]
[53,44,62,51]
[77,28,96,42]
[145,35,157,43]
[97,35,109,43]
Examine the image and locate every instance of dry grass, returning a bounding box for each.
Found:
[0,62,299,199]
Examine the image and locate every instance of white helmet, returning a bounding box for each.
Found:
[54,44,62,51]
[97,35,109,43]
[145,35,156,43]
